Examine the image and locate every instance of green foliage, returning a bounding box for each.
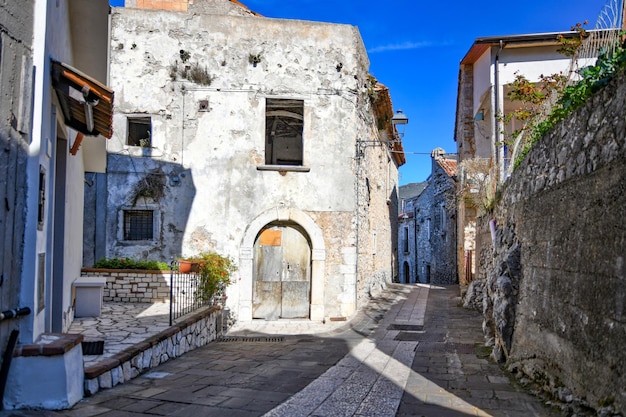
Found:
[556,22,589,57]
[180,252,237,303]
[511,35,626,169]
[93,257,169,270]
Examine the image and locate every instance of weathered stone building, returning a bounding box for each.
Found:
[398,149,457,285]
[1,0,114,409]
[397,182,426,283]
[85,0,405,323]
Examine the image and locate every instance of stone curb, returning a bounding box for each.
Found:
[83,305,223,396]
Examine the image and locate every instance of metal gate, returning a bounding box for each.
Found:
[252,225,311,319]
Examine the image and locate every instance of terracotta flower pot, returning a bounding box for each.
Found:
[178,260,199,273]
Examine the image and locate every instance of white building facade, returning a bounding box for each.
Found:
[86,0,404,323]
[1,0,113,409]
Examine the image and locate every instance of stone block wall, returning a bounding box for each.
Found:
[471,70,626,415]
[82,269,171,303]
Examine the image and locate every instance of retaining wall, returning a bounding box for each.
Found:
[470,70,626,415]
[81,269,171,303]
[83,305,223,396]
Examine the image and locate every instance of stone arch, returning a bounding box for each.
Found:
[238,207,326,321]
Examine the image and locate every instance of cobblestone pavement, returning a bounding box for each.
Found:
[0,284,563,417]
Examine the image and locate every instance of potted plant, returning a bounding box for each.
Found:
[177,258,199,273]
[180,252,237,304]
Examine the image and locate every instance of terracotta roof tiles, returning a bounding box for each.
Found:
[437,158,457,177]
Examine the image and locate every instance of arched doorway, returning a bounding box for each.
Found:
[403,261,410,284]
[252,223,311,319]
[238,207,326,322]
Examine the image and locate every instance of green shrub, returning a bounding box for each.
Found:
[93,257,169,270]
[179,252,237,303]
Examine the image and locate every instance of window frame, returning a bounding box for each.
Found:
[126,116,152,148]
[118,206,159,244]
[258,98,309,172]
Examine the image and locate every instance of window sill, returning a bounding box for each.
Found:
[256,165,310,173]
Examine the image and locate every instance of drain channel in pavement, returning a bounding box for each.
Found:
[387,324,424,331]
[217,336,285,343]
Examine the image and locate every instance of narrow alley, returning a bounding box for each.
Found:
[1,284,562,417]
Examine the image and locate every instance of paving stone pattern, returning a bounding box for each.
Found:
[0,285,564,417]
[396,286,562,417]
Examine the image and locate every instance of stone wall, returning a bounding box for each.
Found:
[0,0,34,360]
[82,269,171,303]
[470,70,626,415]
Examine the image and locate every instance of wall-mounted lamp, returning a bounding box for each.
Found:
[474,110,484,121]
[357,109,410,157]
[391,109,409,138]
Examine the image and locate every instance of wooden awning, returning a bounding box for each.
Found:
[51,60,114,139]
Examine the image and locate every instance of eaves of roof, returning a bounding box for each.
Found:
[373,83,406,167]
[51,60,114,139]
[460,30,584,65]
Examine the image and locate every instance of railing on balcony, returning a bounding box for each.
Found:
[169,261,212,325]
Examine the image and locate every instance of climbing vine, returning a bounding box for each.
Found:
[500,23,626,169]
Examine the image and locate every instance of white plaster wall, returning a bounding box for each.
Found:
[473,49,492,117]
[23,0,107,341]
[498,46,595,84]
[3,344,84,410]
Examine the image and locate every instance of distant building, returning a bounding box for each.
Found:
[399,149,457,285]
[454,31,597,285]
[85,0,406,323]
[398,182,426,283]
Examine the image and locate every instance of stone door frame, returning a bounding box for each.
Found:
[238,208,326,322]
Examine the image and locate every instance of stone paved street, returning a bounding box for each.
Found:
[0,284,563,417]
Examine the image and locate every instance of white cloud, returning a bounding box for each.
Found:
[368,41,435,54]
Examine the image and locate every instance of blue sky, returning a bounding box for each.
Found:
[109,0,610,184]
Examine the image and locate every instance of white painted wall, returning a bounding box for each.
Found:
[4,343,83,410]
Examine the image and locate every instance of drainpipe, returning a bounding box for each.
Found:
[354,139,362,314]
[492,40,504,184]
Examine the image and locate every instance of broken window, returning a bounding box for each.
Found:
[265,99,303,165]
[123,209,154,241]
[127,117,151,147]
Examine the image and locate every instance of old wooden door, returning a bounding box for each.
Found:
[252,225,311,319]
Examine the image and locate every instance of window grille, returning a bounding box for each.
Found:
[123,210,153,240]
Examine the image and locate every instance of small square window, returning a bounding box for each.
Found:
[127,117,151,147]
[265,99,303,166]
[123,210,154,241]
